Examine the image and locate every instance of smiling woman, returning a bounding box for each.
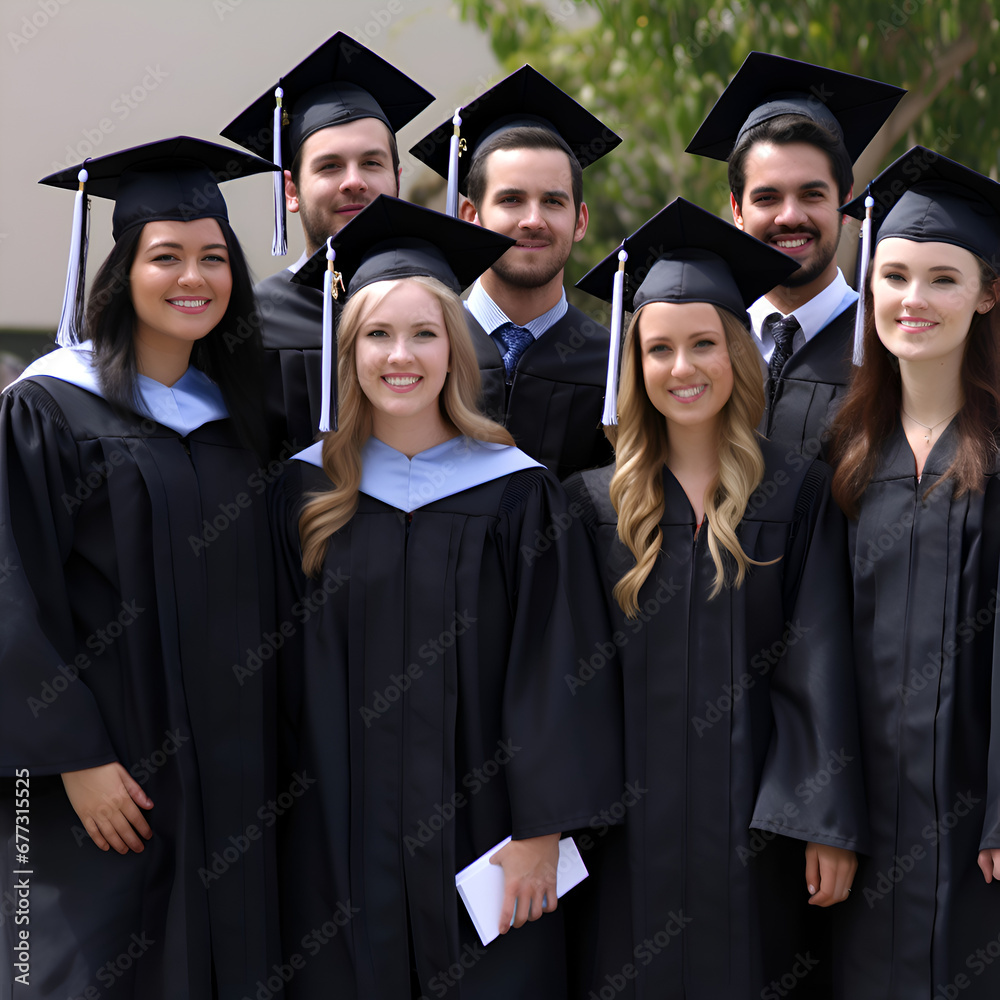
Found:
[830,148,1000,1000]
[567,198,866,999]
[0,137,283,999]
[271,196,623,998]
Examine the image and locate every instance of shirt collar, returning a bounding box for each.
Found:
[465,279,568,340]
[287,248,310,275]
[748,268,857,346]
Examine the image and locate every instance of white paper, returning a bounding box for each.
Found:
[455,835,589,945]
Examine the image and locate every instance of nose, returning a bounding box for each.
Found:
[387,336,414,364]
[177,257,206,288]
[774,196,808,230]
[340,161,367,193]
[671,348,696,378]
[517,199,545,231]
[901,280,928,310]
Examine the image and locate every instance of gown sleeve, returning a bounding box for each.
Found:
[750,459,870,854]
[496,469,624,840]
[0,381,116,775]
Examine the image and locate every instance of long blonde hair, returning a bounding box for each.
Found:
[607,304,767,615]
[298,275,514,576]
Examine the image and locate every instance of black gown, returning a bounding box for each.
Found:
[762,305,855,460]
[565,440,867,999]
[271,443,624,999]
[833,421,1000,999]
[0,375,278,1000]
[255,268,332,459]
[468,305,614,480]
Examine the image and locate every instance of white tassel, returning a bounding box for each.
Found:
[445,108,463,219]
[602,248,628,426]
[852,193,874,365]
[56,167,89,348]
[319,238,337,433]
[272,87,288,256]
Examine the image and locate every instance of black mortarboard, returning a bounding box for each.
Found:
[408,64,621,216]
[841,145,1000,265]
[39,136,278,348]
[576,198,798,424]
[291,195,515,432]
[840,145,1000,363]
[686,52,905,163]
[220,31,434,254]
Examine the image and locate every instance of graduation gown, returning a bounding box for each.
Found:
[565,440,867,999]
[468,304,614,480]
[256,268,332,459]
[762,305,854,460]
[0,360,278,1000]
[833,421,1000,999]
[271,436,623,999]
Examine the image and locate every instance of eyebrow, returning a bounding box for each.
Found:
[749,179,831,196]
[143,241,229,252]
[879,261,964,273]
[311,149,388,164]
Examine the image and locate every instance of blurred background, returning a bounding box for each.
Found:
[2,0,997,376]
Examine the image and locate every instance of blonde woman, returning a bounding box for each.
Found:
[567,199,866,999]
[270,198,622,999]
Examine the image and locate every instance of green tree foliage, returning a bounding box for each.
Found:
[457,0,999,295]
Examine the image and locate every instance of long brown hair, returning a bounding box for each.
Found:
[830,257,1000,517]
[297,275,514,576]
[607,304,767,615]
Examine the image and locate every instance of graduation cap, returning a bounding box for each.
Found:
[576,197,798,424]
[291,195,515,433]
[686,52,905,163]
[840,145,1000,364]
[38,135,279,349]
[408,64,621,216]
[220,31,434,256]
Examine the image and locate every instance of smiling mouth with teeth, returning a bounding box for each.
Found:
[383,375,421,386]
[773,237,810,249]
[671,386,706,398]
[169,299,209,307]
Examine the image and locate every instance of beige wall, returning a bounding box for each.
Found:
[0,0,500,334]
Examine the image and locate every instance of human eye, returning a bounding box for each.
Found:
[695,338,717,348]
[203,253,228,263]
[365,328,388,337]
[151,252,179,263]
[415,329,438,338]
[932,275,956,285]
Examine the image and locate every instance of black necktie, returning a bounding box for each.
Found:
[763,313,800,402]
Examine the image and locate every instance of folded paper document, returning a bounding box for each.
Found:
[455,835,588,945]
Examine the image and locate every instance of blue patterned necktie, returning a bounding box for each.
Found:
[763,312,800,403]
[494,322,535,382]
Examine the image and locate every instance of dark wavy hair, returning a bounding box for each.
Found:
[84,218,267,461]
[829,255,1000,517]
[728,114,854,207]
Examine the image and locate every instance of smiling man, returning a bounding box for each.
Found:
[688,53,905,457]
[222,32,433,452]
[412,67,621,479]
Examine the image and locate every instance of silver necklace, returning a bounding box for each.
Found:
[901,407,959,444]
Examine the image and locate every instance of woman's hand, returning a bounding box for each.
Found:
[805,842,857,906]
[61,762,154,854]
[978,849,1000,883]
[490,833,561,934]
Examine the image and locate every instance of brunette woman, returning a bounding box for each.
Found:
[0,138,280,998]
[831,148,1000,999]
[270,196,622,999]
[567,198,867,999]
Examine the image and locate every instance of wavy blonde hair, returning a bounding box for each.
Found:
[607,303,767,615]
[298,275,514,576]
